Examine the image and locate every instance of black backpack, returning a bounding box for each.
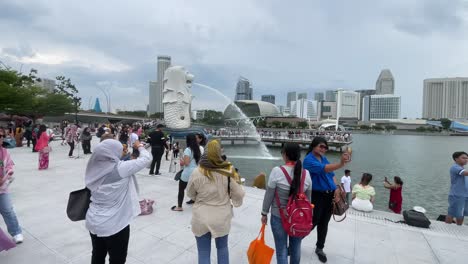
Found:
[403,210,431,228]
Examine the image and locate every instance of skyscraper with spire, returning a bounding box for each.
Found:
[375,69,395,95]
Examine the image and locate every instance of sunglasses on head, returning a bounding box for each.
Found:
[318,144,328,150]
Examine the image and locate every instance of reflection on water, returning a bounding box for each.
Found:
[224,134,466,219]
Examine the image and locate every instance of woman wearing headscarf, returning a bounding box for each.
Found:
[85,139,151,264]
[35,125,50,170]
[187,140,245,264]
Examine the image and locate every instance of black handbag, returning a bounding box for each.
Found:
[66,188,91,221]
[174,169,183,181]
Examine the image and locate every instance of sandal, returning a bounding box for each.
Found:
[171,206,183,211]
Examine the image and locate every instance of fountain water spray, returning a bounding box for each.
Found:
[194,83,272,158]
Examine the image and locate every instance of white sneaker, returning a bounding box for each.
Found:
[13,234,24,244]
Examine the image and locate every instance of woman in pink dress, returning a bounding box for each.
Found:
[35,125,50,170]
[384,176,403,214]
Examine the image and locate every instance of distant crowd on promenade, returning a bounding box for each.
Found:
[208,128,352,142]
[1,121,468,264]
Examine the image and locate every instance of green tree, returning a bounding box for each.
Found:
[440,118,452,130]
[385,125,397,131]
[281,122,290,128]
[373,125,384,131]
[200,110,224,125]
[297,121,308,129]
[416,126,426,132]
[0,68,75,122]
[359,125,370,130]
[271,121,281,128]
[150,112,164,119]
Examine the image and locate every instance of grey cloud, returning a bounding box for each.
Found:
[0,1,49,23]
[2,45,35,58]
[393,0,466,36]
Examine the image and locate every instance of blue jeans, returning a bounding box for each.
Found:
[271,215,302,264]
[0,193,22,236]
[195,233,229,264]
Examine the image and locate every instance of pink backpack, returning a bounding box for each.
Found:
[275,167,313,237]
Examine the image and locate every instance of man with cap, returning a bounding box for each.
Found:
[148,124,166,175]
[341,169,352,204]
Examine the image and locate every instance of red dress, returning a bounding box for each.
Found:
[389,186,402,214]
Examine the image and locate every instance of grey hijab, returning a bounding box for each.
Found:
[85,139,123,191]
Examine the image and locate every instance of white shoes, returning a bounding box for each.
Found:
[13,234,24,244]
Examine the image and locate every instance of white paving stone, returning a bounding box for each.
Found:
[1,138,468,263]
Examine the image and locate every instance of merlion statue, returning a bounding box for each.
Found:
[162,66,194,129]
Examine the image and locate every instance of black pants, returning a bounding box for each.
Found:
[311,191,334,250]
[82,140,91,154]
[150,146,164,174]
[178,180,188,208]
[32,138,37,152]
[68,142,75,156]
[90,225,130,264]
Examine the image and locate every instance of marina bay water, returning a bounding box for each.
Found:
[223,133,466,219]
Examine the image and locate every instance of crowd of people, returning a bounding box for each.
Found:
[208,128,352,143]
[2,120,468,264]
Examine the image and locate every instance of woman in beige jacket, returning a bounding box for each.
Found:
[187,140,245,264]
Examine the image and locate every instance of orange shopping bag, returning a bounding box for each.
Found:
[247,223,274,264]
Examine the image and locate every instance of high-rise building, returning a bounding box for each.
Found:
[314,92,324,101]
[290,99,318,119]
[319,101,337,120]
[235,77,252,100]
[336,90,360,119]
[423,78,468,119]
[375,69,395,95]
[287,92,297,108]
[261,94,275,104]
[355,89,377,120]
[325,90,336,101]
[93,98,102,113]
[298,93,307,100]
[37,78,56,92]
[149,56,171,115]
[363,94,401,120]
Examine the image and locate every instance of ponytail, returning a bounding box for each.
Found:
[289,160,302,197]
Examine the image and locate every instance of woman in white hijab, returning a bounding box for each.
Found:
[85,139,151,264]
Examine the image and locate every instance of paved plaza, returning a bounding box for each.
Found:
[2,138,468,263]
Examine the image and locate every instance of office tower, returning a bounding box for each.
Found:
[149,56,171,115]
[368,95,401,120]
[356,89,377,120]
[37,78,56,92]
[319,101,337,120]
[423,78,468,119]
[314,92,324,101]
[375,69,395,95]
[287,91,297,108]
[362,96,371,122]
[336,90,360,119]
[261,94,275,104]
[290,99,318,119]
[325,90,336,101]
[235,77,252,100]
[298,93,307,100]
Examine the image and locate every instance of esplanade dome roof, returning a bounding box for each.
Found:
[224,100,281,119]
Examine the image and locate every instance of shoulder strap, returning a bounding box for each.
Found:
[279,166,293,185]
[299,169,306,194]
[228,176,231,197]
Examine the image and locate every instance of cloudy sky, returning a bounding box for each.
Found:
[1,0,468,117]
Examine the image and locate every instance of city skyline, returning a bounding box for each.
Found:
[2,1,468,117]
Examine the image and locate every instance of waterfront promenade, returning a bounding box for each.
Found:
[1,139,468,263]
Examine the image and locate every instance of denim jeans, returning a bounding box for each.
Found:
[0,193,22,236]
[271,215,302,264]
[195,233,229,264]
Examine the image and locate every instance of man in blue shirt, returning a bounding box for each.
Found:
[446,151,468,225]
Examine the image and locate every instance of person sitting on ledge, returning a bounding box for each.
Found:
[252,173,266,189]
[351,173,375,212]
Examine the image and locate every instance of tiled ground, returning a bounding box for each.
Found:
[1,138,468,263]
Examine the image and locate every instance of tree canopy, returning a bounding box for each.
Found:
[0,68,76,121]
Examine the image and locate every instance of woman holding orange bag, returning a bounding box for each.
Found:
[187,140,245,264]
[261,143,312,264]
